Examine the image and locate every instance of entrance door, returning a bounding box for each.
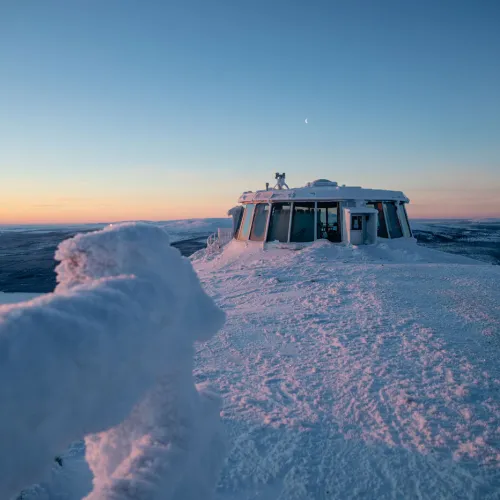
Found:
[317,203,341,242]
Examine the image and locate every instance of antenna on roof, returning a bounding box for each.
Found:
[273,172,289,190]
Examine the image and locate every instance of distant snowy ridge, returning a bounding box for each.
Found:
[0,223,225,499]
[0,218,232,244]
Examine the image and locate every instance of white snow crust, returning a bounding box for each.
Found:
[0,223,225,499]
[2,223,500,499]
[192,238,500,499]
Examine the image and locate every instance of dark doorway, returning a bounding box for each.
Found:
[317,202,341,242]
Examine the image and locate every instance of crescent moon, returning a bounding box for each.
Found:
[305,118,308,124]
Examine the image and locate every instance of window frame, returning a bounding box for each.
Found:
[236,203,256,240]
[351,215,363,230]
[316,201,341,242]
[267,202,293,243]
[249,203,270,241]
[398,203,413,237]
[290,201,316,243]
[232,207,244,238]
[366,201,389,239]
[384,201,404,239]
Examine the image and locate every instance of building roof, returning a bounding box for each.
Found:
[238,179,409,204]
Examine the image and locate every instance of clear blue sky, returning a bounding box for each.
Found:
[1,0,499,222]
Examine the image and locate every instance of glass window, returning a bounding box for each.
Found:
[230,206,244,238]
[267,203,291,242]
[317,202,341,242]
[351,215,363,230]
[290,202,315,242]
[400,203,412,237]
[237,204,255,240]
[366,202,389,238]
[250,204,270,241]
[384,202,403,238]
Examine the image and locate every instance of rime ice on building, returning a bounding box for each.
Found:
[228,176,412,246]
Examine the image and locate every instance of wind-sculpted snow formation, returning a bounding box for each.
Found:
[0,223,225,499]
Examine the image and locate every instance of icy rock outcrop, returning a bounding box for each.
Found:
[0,223,225,499]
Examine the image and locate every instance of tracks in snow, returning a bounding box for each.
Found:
[194,253,500,499]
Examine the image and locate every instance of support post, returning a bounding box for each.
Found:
[263,203,272,244]
[287,202,294,243]
[382,202,391,239]
[314,201,318,240]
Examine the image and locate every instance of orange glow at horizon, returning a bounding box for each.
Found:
[0,170,248,224]
[0,204,232,225]
[1,188,499,225]
[0,193,237,225]
[405,188,500,220]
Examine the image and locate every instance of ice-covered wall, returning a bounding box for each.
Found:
[0,223,225,499]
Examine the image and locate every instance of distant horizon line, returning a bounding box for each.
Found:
[1,216,500,227]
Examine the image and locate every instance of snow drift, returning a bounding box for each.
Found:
[0,223,225,499]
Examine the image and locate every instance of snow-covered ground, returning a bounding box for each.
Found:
[2,226,500,499]
[192,239,500,499]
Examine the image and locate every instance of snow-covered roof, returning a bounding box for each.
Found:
[238,179,409,204]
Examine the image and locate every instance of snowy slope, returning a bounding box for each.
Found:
[192,240,500,499]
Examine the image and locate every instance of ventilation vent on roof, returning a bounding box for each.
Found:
[306,179,338,187]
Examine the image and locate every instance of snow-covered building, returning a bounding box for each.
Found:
[229,176,412,246]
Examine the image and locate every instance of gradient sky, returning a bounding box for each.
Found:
[1,0,499,223]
